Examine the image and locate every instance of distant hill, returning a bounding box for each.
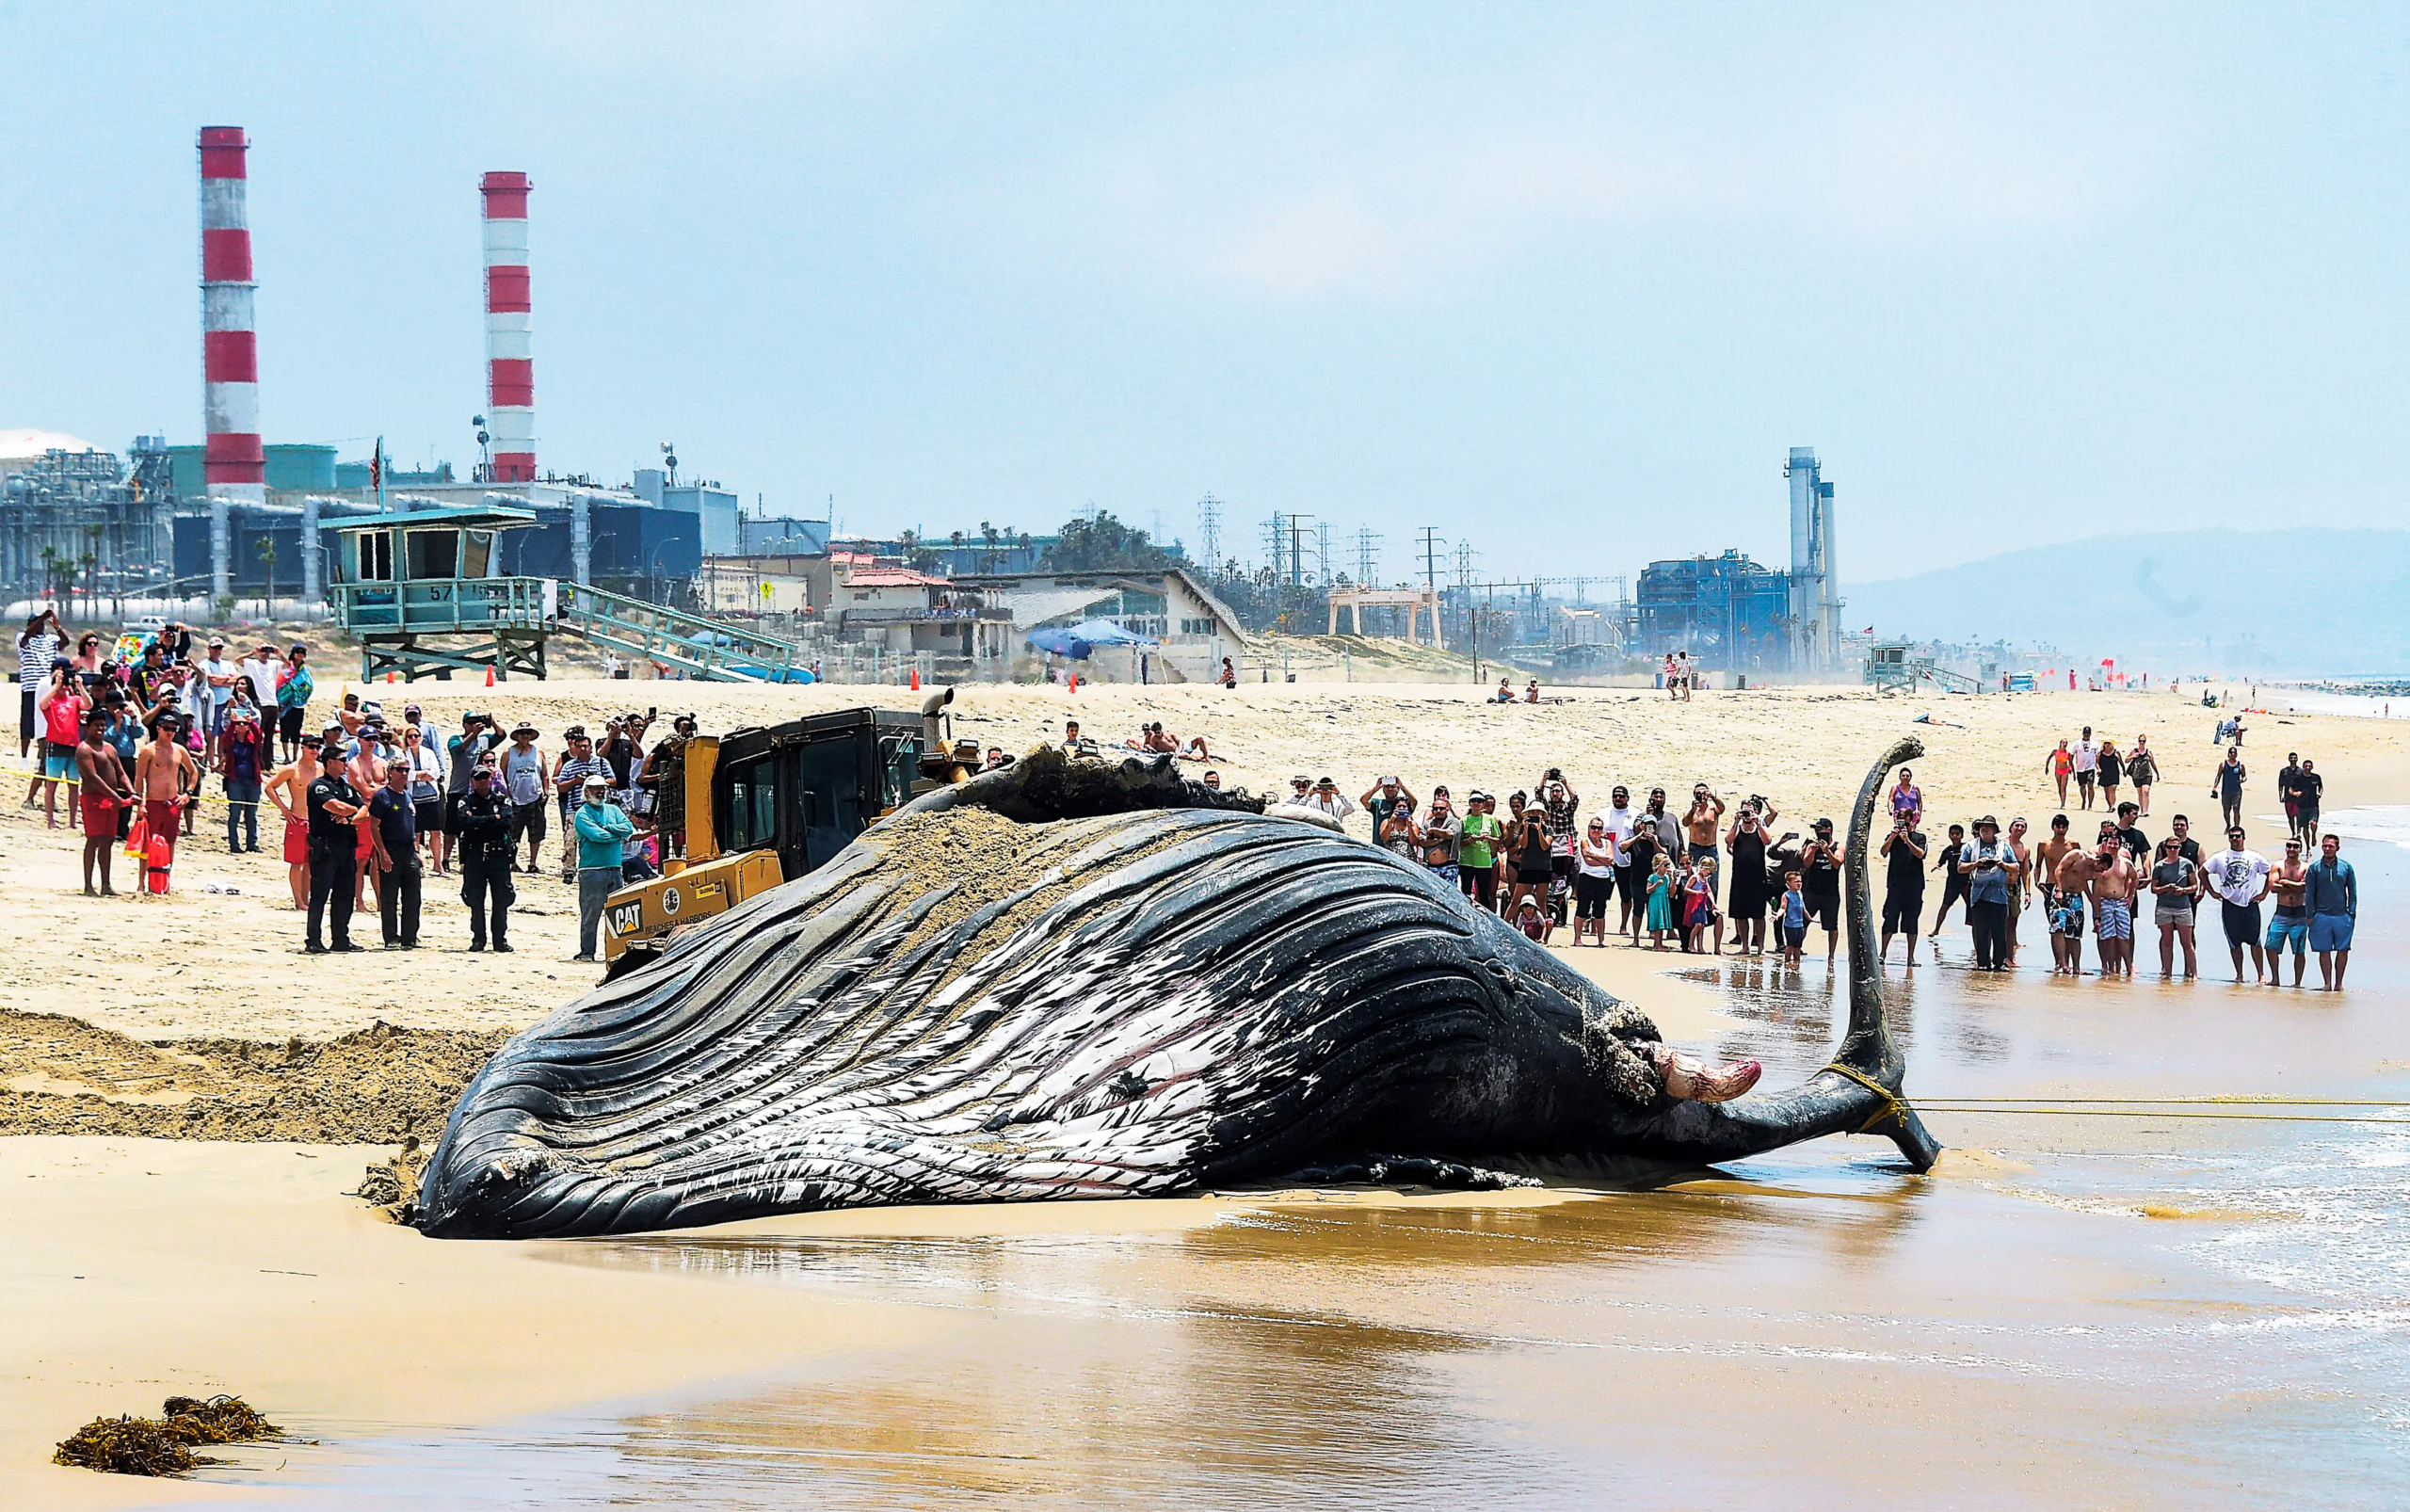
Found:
[1843,528,2410,678]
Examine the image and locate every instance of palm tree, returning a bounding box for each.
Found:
[81,524,103,614]
[257,535,279,619]
[38,545,63,604]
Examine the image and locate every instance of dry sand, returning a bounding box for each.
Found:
[6,676,2405,1501]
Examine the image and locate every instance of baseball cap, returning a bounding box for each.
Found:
[583,775,610,791]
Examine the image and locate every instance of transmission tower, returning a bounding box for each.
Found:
[1453,539,1477,591]
[1315,521,1331,586]
[1197,492,1223,571]
[1261,512,1286,578]
[1353,526,1382,587]
[1419,526,1444,591]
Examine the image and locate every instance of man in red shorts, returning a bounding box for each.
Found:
[73,709,135,895]
[133,710,199,887]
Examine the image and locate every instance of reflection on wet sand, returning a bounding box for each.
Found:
[210,850,2410,1510]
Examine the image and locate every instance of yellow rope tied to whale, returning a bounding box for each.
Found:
[1818,1062,1915,1134]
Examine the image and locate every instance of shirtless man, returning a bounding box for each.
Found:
[2082,823,2140,977]
[1683,784,1726,866]
[132,713,200,885]
[2035,813,2083,974]
[2263,836,2311,988]
[73,710,135,895]
[265,732,323,909]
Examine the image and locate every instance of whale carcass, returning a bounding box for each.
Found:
[415,739,1939,1238]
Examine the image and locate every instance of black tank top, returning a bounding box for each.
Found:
[1729,829,1767,889]
[1805,844,1840,894]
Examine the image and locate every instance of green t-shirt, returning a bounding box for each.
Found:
[1458,812,1503,869]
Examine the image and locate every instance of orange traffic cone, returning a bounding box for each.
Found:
[909,668,920,692]
[1068,672,1079,695]
[385,671,394,684]
[484,664,496,687]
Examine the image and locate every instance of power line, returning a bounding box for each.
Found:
[1197,493,1223,570]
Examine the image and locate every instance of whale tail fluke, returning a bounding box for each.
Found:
[1836,733,1943,1172]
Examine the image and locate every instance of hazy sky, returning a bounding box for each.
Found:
[3,4,2402,582]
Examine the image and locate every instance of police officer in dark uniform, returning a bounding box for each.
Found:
[455,762,516,952]
[304,722,365,952]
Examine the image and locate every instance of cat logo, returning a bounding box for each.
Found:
[660,886,682,917]
[607,900,646,939]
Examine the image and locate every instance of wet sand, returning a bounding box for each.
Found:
[6,679,2408,1505]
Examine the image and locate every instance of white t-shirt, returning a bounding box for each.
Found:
[1602,805,1638,847]
[2072,739,2097,774]
[1302,792,1355,821]
[240,655,281,707]
[2208,847,2272,908]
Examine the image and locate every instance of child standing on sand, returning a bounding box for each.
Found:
[1646,855,1676,949]
[1778,871,1809,967]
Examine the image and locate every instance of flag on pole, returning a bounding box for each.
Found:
[372,437,386,512]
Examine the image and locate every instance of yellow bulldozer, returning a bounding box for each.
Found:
[602,689,976,970]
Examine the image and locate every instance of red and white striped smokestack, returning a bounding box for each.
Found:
[480,171,534,482]
[200,126,262,598]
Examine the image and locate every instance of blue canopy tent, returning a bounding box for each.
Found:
[1026,619,1158,660]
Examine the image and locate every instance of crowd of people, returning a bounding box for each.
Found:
[17,607,693,962]
[1259,721,2361,990]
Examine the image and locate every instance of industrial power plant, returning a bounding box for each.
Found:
[2,123,1861,688]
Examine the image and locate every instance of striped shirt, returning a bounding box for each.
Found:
[553,752,603,806]
[19,632,58,693]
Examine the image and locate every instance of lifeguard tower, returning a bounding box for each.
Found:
[330,503,822,684]
[330,505,554,682]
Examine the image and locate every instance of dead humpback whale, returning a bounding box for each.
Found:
[414,738,1939,1239]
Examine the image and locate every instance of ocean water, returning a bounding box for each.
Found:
[169,847,2410,1511]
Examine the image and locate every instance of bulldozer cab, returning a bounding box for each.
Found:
[710,709,923,879]
[603,700,955,968]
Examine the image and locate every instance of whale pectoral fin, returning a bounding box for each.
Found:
[1879,1103,1943,1172]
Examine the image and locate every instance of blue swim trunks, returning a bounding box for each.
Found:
[2265,911,2308,954]
[2308,913,2354,953]
[2095,896,2133,941]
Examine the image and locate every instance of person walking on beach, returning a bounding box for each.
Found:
[572,775,635,962]
[2097,740,2124,813]
[2265,837,2311,988]
[2306,834,2356,990]
[368,758,422,949]
[1877,812,1926,967]
[73,710,133,896]
[302,726,364,953]
[2208,827,2272,984]
[2294,759,2323,846]
[2072,728,2098,810]
[2045,740,2073,806]
[456,764,517,953]
[2127,735,2159,817]
[2210,748,2248,833]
